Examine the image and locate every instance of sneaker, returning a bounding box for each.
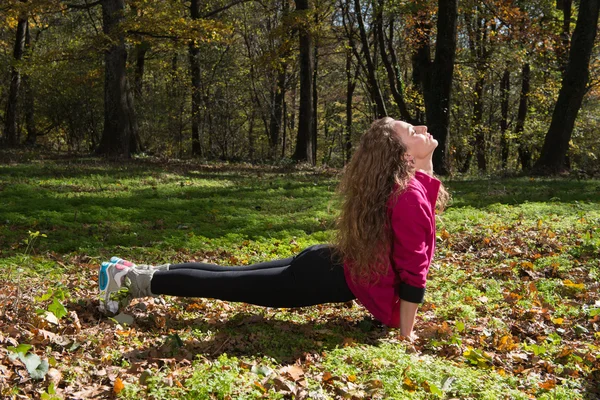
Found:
[98,261,131,315]
[110,256,170,272]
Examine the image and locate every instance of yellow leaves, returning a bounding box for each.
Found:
[5,16,20,30]
[563,279,585,290]
[551,317,564,325]
[521,261,534,270]
[496,335,518,352]
[503,291,523,304]
[253,381,267,393]
[439,228,451,240]
[113,377,125,394]
[402,376,418,391]
[463,346,493,367]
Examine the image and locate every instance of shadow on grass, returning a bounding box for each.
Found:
[124,312,387,364]
[447,178,600,208]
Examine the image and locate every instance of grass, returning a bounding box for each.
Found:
[0,154,599,399]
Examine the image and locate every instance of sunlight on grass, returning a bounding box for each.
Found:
[0,159,599,399]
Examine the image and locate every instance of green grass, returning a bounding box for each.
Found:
[0,155,599,399]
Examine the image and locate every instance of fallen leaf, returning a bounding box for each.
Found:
[113,377,125,394]
[47,368,62,386]
[114,313,134,326]
[563,280,584,290]
[280,365,304,381]
[402,376,417,391]
[539,379,556,390]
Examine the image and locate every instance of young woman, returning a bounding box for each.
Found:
[99,117,447,338]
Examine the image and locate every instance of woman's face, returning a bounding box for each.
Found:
[393,120,438,160]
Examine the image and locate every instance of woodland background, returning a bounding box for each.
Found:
[0,0,599,174]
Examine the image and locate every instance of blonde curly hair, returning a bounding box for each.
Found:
[334,117,448,285]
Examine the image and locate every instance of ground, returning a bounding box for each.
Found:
[0,152,599,399]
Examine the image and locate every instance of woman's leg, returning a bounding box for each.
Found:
[150,245,355,308]
[169,256,294,272]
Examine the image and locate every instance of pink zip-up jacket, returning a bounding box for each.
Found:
[343,171,440,328]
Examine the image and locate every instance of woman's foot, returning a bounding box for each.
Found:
[98,261,131,315]
[98,260,158,315]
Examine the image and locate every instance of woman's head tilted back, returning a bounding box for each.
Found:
[335,117,444,285]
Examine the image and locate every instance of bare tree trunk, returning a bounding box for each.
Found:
[248,106,255,161]
[312,30,318,164]
[97,0,137,157]
[557,0,573,76]
[134,42,149,98]
[292,0,315,164]
[516,63,531,171]
[269,65,287,158]
[473,73,486,172]
[534,0,599,173]
[354,0,386,117]
[189,0,203,157]
[3,17,28,146]
[281,99,287,158]
[499,69,510,169]
[414,0,459,175]
[375,0,412,121]
[345,49,357,164]
[22,23,37,146]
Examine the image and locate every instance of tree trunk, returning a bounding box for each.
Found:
[269,64,286,158]
[22,22,37,146]
[345,49,357,164]
[499,69,510,169]
[282,99,287,158]
[354,0,386,117]
[415,0,459,175]
[375,0,412,121]
[97,0,137,157]
[3,17,28,146]
[534,0,599,174]
[312,34,318,165]
[134,42,149,98]
[473,72,486,172]
[516,63,531,171]
[557,0,573,76]
[189,0,203,156]
[292,0,314,164]
[248,104,255,161]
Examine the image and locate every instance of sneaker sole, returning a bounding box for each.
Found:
[99,262,129,314]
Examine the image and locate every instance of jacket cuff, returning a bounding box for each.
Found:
[398,283,425,303]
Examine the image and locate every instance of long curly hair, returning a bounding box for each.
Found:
[334,117,447,286]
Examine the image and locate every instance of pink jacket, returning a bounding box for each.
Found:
[343,171,440,328]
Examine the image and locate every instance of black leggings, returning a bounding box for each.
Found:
[150,244,356,308]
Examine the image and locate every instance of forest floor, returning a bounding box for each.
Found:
[0,152,599,399]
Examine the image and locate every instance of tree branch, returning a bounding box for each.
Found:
[65,0,101,10]
[201,0,255,19]
[126,30,181,40]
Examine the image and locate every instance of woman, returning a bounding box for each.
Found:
[99,117,447,338]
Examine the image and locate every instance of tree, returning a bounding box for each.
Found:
[292,0,315,164]
[3,10,28,146]
[95,0,138,157]
[534,0,600,173]
[413,0,459,175]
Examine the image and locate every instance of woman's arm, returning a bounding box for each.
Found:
[400,299,419,338]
